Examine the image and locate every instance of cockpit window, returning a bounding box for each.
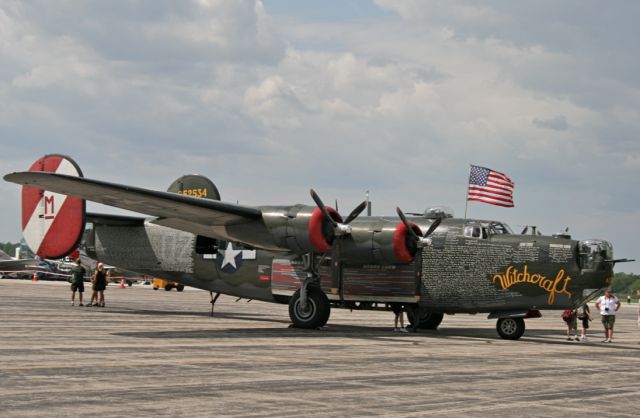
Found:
[489,222,512,234]
[464,224,488,239]
[464,221,511,239]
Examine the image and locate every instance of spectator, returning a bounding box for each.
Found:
[564,309,579,341]
[88,262,107,307]
[390,302,408,333]
[577,303,593,342]
[595,289,620,343]
[69,259,86,306]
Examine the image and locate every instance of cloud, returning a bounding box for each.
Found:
[0,0,638,273]
[532,116,569,131]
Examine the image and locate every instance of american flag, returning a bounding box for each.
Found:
[467,165,514,207]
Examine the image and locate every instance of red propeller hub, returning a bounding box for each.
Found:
[393,221,422,264]
[308,206,343,253]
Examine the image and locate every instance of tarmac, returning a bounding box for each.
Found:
[1,278,639,418]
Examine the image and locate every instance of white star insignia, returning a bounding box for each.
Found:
[220,242,242,269]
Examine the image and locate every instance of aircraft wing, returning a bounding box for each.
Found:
[4,171,264,238]
[0,258,41,271]
[0,250,40,271]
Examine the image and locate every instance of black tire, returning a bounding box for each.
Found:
[496,317,525,340]
[153,287,158,291]
[288,287,330,329]
[176,284,185,292]
[407,309,444,329]
[164,285,172,291]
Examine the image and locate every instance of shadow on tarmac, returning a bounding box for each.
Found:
[110,316,640,350]
[87,303,640,349]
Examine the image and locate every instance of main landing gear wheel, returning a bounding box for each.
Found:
[288,287,330,329]
[496,317,525,340]
[407,310,444,330]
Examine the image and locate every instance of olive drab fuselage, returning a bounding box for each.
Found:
[83,213,613,315]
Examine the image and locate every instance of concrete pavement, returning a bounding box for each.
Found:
[1,279,639,417]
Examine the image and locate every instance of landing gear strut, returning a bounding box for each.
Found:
[288,253,331,329]
[210,291,220,317]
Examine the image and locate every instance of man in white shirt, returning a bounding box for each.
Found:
[595,289,621,343]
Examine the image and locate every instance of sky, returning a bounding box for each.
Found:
[0,0,638,273]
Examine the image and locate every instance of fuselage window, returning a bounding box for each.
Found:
[464,225,487,239]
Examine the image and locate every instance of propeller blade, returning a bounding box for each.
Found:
[310,189,337,228]
[396,207,421,241]
[423,217,442,238]
[343,200,367,225]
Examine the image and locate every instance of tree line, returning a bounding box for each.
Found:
[611,272,640,300]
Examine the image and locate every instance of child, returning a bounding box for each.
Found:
[577,304,593,341]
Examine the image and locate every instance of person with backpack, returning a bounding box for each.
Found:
[562,308,579,341]
[577,303,593,342]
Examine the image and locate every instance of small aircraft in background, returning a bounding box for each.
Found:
[4,154,632,339]
[1,241,145,284]
[0,249,41,278]
[0,247,77,280]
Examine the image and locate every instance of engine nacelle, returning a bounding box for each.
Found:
[337,219,424,266]
[261,207,428,265]
[261,205,342,254]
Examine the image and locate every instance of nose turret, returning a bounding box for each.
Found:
[578,239,614,289]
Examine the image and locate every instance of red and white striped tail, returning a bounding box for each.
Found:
[21,154,85,259]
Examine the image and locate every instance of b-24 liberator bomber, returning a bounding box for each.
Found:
[4,155,629,339]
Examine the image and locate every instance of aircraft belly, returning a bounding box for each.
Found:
[271,257,418,303]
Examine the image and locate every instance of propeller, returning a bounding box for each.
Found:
[396,207,442,247]
[310,189,367,238]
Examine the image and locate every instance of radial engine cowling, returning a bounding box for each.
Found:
[335,219,425,265]
[267,205,343,254]
[262,205,430,265]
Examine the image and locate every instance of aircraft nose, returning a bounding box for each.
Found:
[578,239,614,286]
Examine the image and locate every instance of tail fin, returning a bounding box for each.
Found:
[21,154,85,259]
[167,174,221,200]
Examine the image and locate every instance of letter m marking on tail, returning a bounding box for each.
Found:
[44,195,55,220]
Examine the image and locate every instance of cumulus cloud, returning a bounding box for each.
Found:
[0,0,638,273]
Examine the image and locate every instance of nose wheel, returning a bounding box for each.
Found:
[496,317,525,340]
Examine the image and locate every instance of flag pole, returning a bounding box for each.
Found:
[464,164,471,219]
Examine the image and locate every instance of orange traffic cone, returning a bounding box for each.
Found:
[119,279,125,289]
[32,272,38,282]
